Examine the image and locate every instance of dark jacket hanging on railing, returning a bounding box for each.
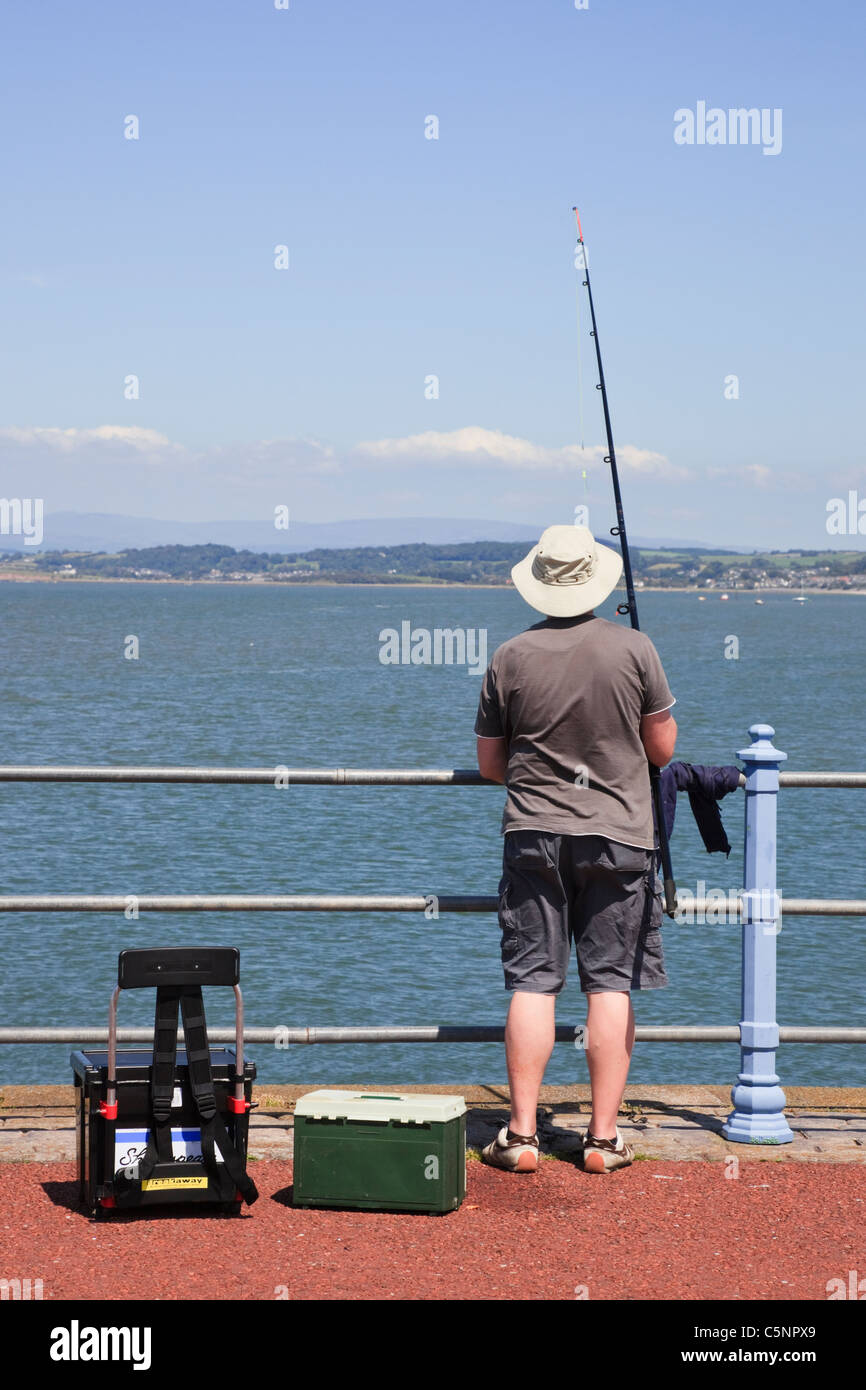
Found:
[657,761,742,856]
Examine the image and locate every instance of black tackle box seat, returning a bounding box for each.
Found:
[72,1048,257,1214]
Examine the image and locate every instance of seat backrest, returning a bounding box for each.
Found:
[117,947,240,990]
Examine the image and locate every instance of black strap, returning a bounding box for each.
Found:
[134,986,257,1205]
[180,991,258,1205]
[201,1110,258,1204]
[137,987,183,1182]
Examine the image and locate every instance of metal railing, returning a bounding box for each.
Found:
[4,1025,865,1045]
[1,723,864,1144]
[1,764,864,788]
[0,894,864,914]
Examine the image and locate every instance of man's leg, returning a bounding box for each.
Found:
[585,989,635,1140]
[505,990,557,1136]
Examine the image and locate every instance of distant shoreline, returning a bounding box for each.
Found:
[1,573,864,595]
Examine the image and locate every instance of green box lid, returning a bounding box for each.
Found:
[294,1088,466,1124]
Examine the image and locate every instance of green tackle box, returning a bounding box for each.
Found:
[292,1089,466,1213]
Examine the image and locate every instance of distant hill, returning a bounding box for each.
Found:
[9,540,865,589]
[0,510,746,555]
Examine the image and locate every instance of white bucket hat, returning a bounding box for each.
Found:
[511,524,623,617]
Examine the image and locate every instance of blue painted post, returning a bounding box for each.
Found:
[722,724,794,1144]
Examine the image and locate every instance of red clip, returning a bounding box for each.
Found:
[99,1099,118,1120]
[226,1095,249,1115]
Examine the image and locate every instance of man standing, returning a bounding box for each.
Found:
[475,525,677,1174]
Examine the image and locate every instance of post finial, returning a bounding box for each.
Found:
[739,724,787,765]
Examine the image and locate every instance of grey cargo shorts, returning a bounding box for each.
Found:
[497,830,668,995]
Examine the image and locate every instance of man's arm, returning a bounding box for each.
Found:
[640,709,677,767]
[476,735,508,785]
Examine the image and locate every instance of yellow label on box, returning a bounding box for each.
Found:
[141,1176,209,1191]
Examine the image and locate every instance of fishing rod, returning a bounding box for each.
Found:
[573,207,677,916]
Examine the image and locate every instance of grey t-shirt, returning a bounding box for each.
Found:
[473,613,675,849]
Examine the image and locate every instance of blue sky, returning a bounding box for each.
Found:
[1,0,865,548]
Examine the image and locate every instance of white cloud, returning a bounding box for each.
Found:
[0,425,348,515]
[0,422,685,481]
[356,426,555,467]
[705,462,816,491]
[0,421,724,523]
[0,424,177,453]
[614,444,689,480]
[0,426,341,488]
[354,426,687,479]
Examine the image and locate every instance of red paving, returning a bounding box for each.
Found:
[2,1159,864,1301]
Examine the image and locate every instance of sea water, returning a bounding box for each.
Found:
[1,580,865,1086]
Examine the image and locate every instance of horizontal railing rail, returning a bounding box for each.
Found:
[0,764,865,787]
[0,766,486,784]
[3,1026,865,1045]
[0,894,863,915]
